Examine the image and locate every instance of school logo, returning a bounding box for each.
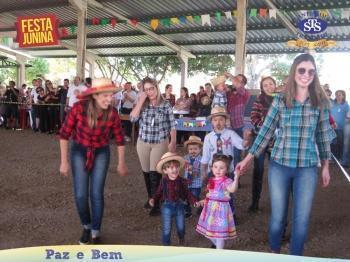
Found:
[298,18,327,34]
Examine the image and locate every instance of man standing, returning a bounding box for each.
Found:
[4,81,19,130]
[226,73,250,166]
[66,76,86,112]
[120,81,137,142]
[58,79,69,125]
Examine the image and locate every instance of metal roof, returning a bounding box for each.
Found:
[1,0,350,58]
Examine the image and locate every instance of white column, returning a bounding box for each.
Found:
[235,0,247,75]
[16,57,26,87]
[178,53,188,87]
[70,0,87,79]
[87,59,96,78]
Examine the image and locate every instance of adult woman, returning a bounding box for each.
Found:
[236,54,335,256]
[59,78,128,245]
[130,77,176,216]
[249,76,277,212]
[174,87,191,144]
[162,84,176,107]
[46,81,59,134]
[330,90,349,161]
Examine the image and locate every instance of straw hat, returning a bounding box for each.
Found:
[210,75,227,87]
[156,152,185,174]
[78,78,122,99]
[208,106,229,120]
[184,135,203,148]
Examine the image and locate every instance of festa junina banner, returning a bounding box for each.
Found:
[0,245,346,262]
[16,14,59,48]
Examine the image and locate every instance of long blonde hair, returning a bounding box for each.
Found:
[142,77,165,108]
[86,96,111,129]
[285,53,329,110]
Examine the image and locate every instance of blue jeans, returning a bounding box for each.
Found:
[71,142,110,231]
[268,160,318,256]
[161,200,185,245]
[233,127,243,167]
[184,188,201,215]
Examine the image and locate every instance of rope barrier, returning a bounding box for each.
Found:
[0,101,63,106]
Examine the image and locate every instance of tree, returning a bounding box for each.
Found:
[96,57,133,83]
[188,55,235,76]
[25,58,49,83]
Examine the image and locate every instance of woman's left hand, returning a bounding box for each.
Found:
[321,166,331,187]
[168,142,176,153]
[117,163,128,177]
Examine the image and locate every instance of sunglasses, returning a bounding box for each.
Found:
[297,67,316,77]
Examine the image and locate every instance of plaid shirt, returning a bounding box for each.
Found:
[60,100,125,170]
[212,91,227,108]
[153,176,197,205]
[132,101,176,144]
[184,154,202,189]
[227,87,250,128]
[249,94,336,167]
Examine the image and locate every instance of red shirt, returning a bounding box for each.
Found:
[227,87,250,128]
[153,176,197,205]
[60,100,125,170]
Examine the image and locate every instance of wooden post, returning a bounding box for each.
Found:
[178,53,188,87]
[235,0,247,75]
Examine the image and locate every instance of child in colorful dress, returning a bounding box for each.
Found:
[183,136,203,218]
[149,152,199,246]
[196,154,240,249]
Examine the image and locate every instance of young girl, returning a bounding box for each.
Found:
[196,154,240,249]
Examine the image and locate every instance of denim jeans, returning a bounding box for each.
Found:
[71,142,110,231]
[342,122,350,165]
[268,160,318,256]
[184,188,201,215]
[233,127,243,167]
[252,148,269,203]
[161,200,185,245]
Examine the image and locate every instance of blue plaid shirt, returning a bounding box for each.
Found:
[183,154,202,189]
[212,91,227,108]
[249,94,336,168]
[131,101,176,144]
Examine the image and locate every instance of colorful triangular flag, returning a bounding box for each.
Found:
[150,19,159,30]
[215,11,222,22]
[170,17,180,25]
[225,11,232,20]
[269,9,277,19]
[201,14,211,26]
[259,8,267,18]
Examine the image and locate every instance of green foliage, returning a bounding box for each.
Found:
[0,67,16,85]
[188,55,234,76]
[96,57,134,83]
[26,58,49,83]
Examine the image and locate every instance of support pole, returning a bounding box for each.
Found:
[178,53,188,87]
[235,0,247,75]
[16,56,26,87]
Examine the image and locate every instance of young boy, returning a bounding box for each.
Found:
[149,152,199,246]
[201,106,250,179]
[183,136,203,218]
[211,75,228,109]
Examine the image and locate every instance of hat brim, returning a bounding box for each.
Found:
[184,140,203,147]
[207,112,229,121]
[156,155,185,175]
[78,86,122,99]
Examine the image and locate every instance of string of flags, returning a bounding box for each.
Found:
[176,120,208,128]
[58,7,350,36]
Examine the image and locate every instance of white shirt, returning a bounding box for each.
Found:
[67,84,87,107]
[121,90,137,109]
[201,128,245,173]
[113,91,123,111]
[31,87,39,103]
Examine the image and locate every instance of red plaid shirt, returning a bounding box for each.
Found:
[227,87,250,129]
[60,100,125,170]
[153,176,197,205]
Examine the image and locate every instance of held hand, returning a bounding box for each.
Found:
[235,159,250,176]
[59,162,69,177]
[321,167,330,187]
[198,200,206,207]
[168,142,176,153]
[149,198,155,207]
[117,163,128,177]
[138,91,147,103]
[194,202,200,208]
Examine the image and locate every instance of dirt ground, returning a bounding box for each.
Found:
[0,129,349,259]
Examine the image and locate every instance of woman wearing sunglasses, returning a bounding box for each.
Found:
[236,53,335,256]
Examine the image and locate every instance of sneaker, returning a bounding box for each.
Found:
[79,228,91,245]
[91,237,101,245]
[124,136,131,142]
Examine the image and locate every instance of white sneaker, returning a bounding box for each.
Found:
[124,136,131,142]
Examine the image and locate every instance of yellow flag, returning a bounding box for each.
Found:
[232,10,238,17]
[171,17,180,25]
[150,19,159,30]
[186,15,193,22]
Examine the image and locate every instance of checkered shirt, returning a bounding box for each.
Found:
[132,101,176,144]
[212,91,227,108]
[249,94,336,167]
[184,154,202,189]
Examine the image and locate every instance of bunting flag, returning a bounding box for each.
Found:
[161,18,171,27]
[150,19,159,30]
[186,15,194,22]
[110,18,117,28]
[201,14,211,26]
[170,17,180,25]
[92,17,100,25]
[269,9,277,19]
[69,25,76,34]
[249,9,257,17]
[300,10,308,18]
[259,8,267,18]
[100,18,109,26]
[129,18,138,26]
[341,10,350,19]
[193,15,201,23]
[312,10,319,17]
[60,27,69,37]
[320,9,329,17]
[332,9,341,18]
[224,11,232,20]
[179,16,186,24]
[215,11,222,22]
[232,10,238,17]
